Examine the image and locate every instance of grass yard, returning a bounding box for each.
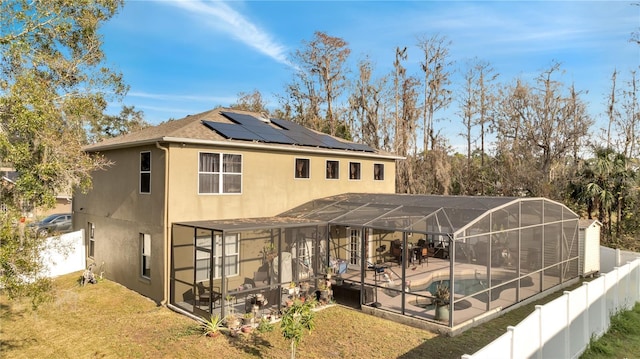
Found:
[579,302,640,359]
[1,272,580,359]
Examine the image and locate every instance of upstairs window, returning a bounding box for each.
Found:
[374,163,385,180]
[295,158,310,179]
[326,160,339,179]
[349,162,361,180]
[199,153,242,194]
[140,151,151,194]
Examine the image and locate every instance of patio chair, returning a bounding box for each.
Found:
[391,240,403,264]
[375,244,387,264]
[415,239,429,265]
[433,242,450,259]
[196,281,222,308]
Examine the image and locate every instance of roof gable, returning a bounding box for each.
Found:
[579,219,602,229]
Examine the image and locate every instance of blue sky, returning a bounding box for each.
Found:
[101,0,639,145]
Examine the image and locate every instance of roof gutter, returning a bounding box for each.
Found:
[86,137,405,161]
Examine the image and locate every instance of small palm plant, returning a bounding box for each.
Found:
[433,283,451,321]
[201,313,227,338]
[257,317,274,333]
[434,283,450,306]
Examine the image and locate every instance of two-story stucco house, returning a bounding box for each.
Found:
[73,108,400,305]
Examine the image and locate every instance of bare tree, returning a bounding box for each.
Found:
[473,61,498,174]
[565,83,590,163]
[230,89,270,115]
[606,69,619,148]
[494,62,592,196]
[458,59,498,195]
[280,70,322,130]
[390,46,421,193]
[617,70,639,159]
[285,32,350,136]
[417,34,453,152]
[393,46,408,155]
[631,3,640,45]
[457,61,477,194]
[397,75,421,193]
[348,57,390,150]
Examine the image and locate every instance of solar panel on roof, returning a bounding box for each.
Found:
[221,111,268,128]
[272,118,374,152]
[316,134,354,150]
[270,120,324,147]
[350,143,375,152]
[269,118,300,131]
[249,128,297,144]
[280,130,326,147]
[221,112,298,144]
[271,118,339,148]
[203,121,263,141]
[205,113,376,152]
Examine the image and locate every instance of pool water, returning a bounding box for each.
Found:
[417,276,534,303]
[422,278,489,297]
[411,297,472,310]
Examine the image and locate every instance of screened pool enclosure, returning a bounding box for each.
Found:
[170,194,580,331]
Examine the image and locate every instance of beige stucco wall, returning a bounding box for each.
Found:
[166,143,396,223]
[73,144,166,302]
[74,141,397,304]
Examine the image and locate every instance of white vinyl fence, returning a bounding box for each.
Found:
[41,229,86,277]
[462,246,640,359]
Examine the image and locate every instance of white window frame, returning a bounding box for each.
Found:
[195,235,211,283]
[294,237,315,279]
[347,229,361,267]
[140,233,151,279]
[195,233,239,281]
[140,151,151,194]
[215,233,239,278]
[198,152,242,194]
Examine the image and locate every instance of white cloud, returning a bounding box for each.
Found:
[162,0,290,66]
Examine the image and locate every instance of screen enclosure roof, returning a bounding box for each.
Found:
[278,193,577,237]
[175,193,577,238]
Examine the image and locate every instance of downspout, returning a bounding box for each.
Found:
[156,142,170,306]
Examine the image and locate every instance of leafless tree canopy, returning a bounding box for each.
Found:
[268,29,639,244]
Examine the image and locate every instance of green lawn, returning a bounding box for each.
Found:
[0,272,592,358]
[580,302,640,358]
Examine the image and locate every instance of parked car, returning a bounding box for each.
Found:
[28,213,73,236]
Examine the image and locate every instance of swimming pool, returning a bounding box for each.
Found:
[410,297,472,310]
[415,276,534,303]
